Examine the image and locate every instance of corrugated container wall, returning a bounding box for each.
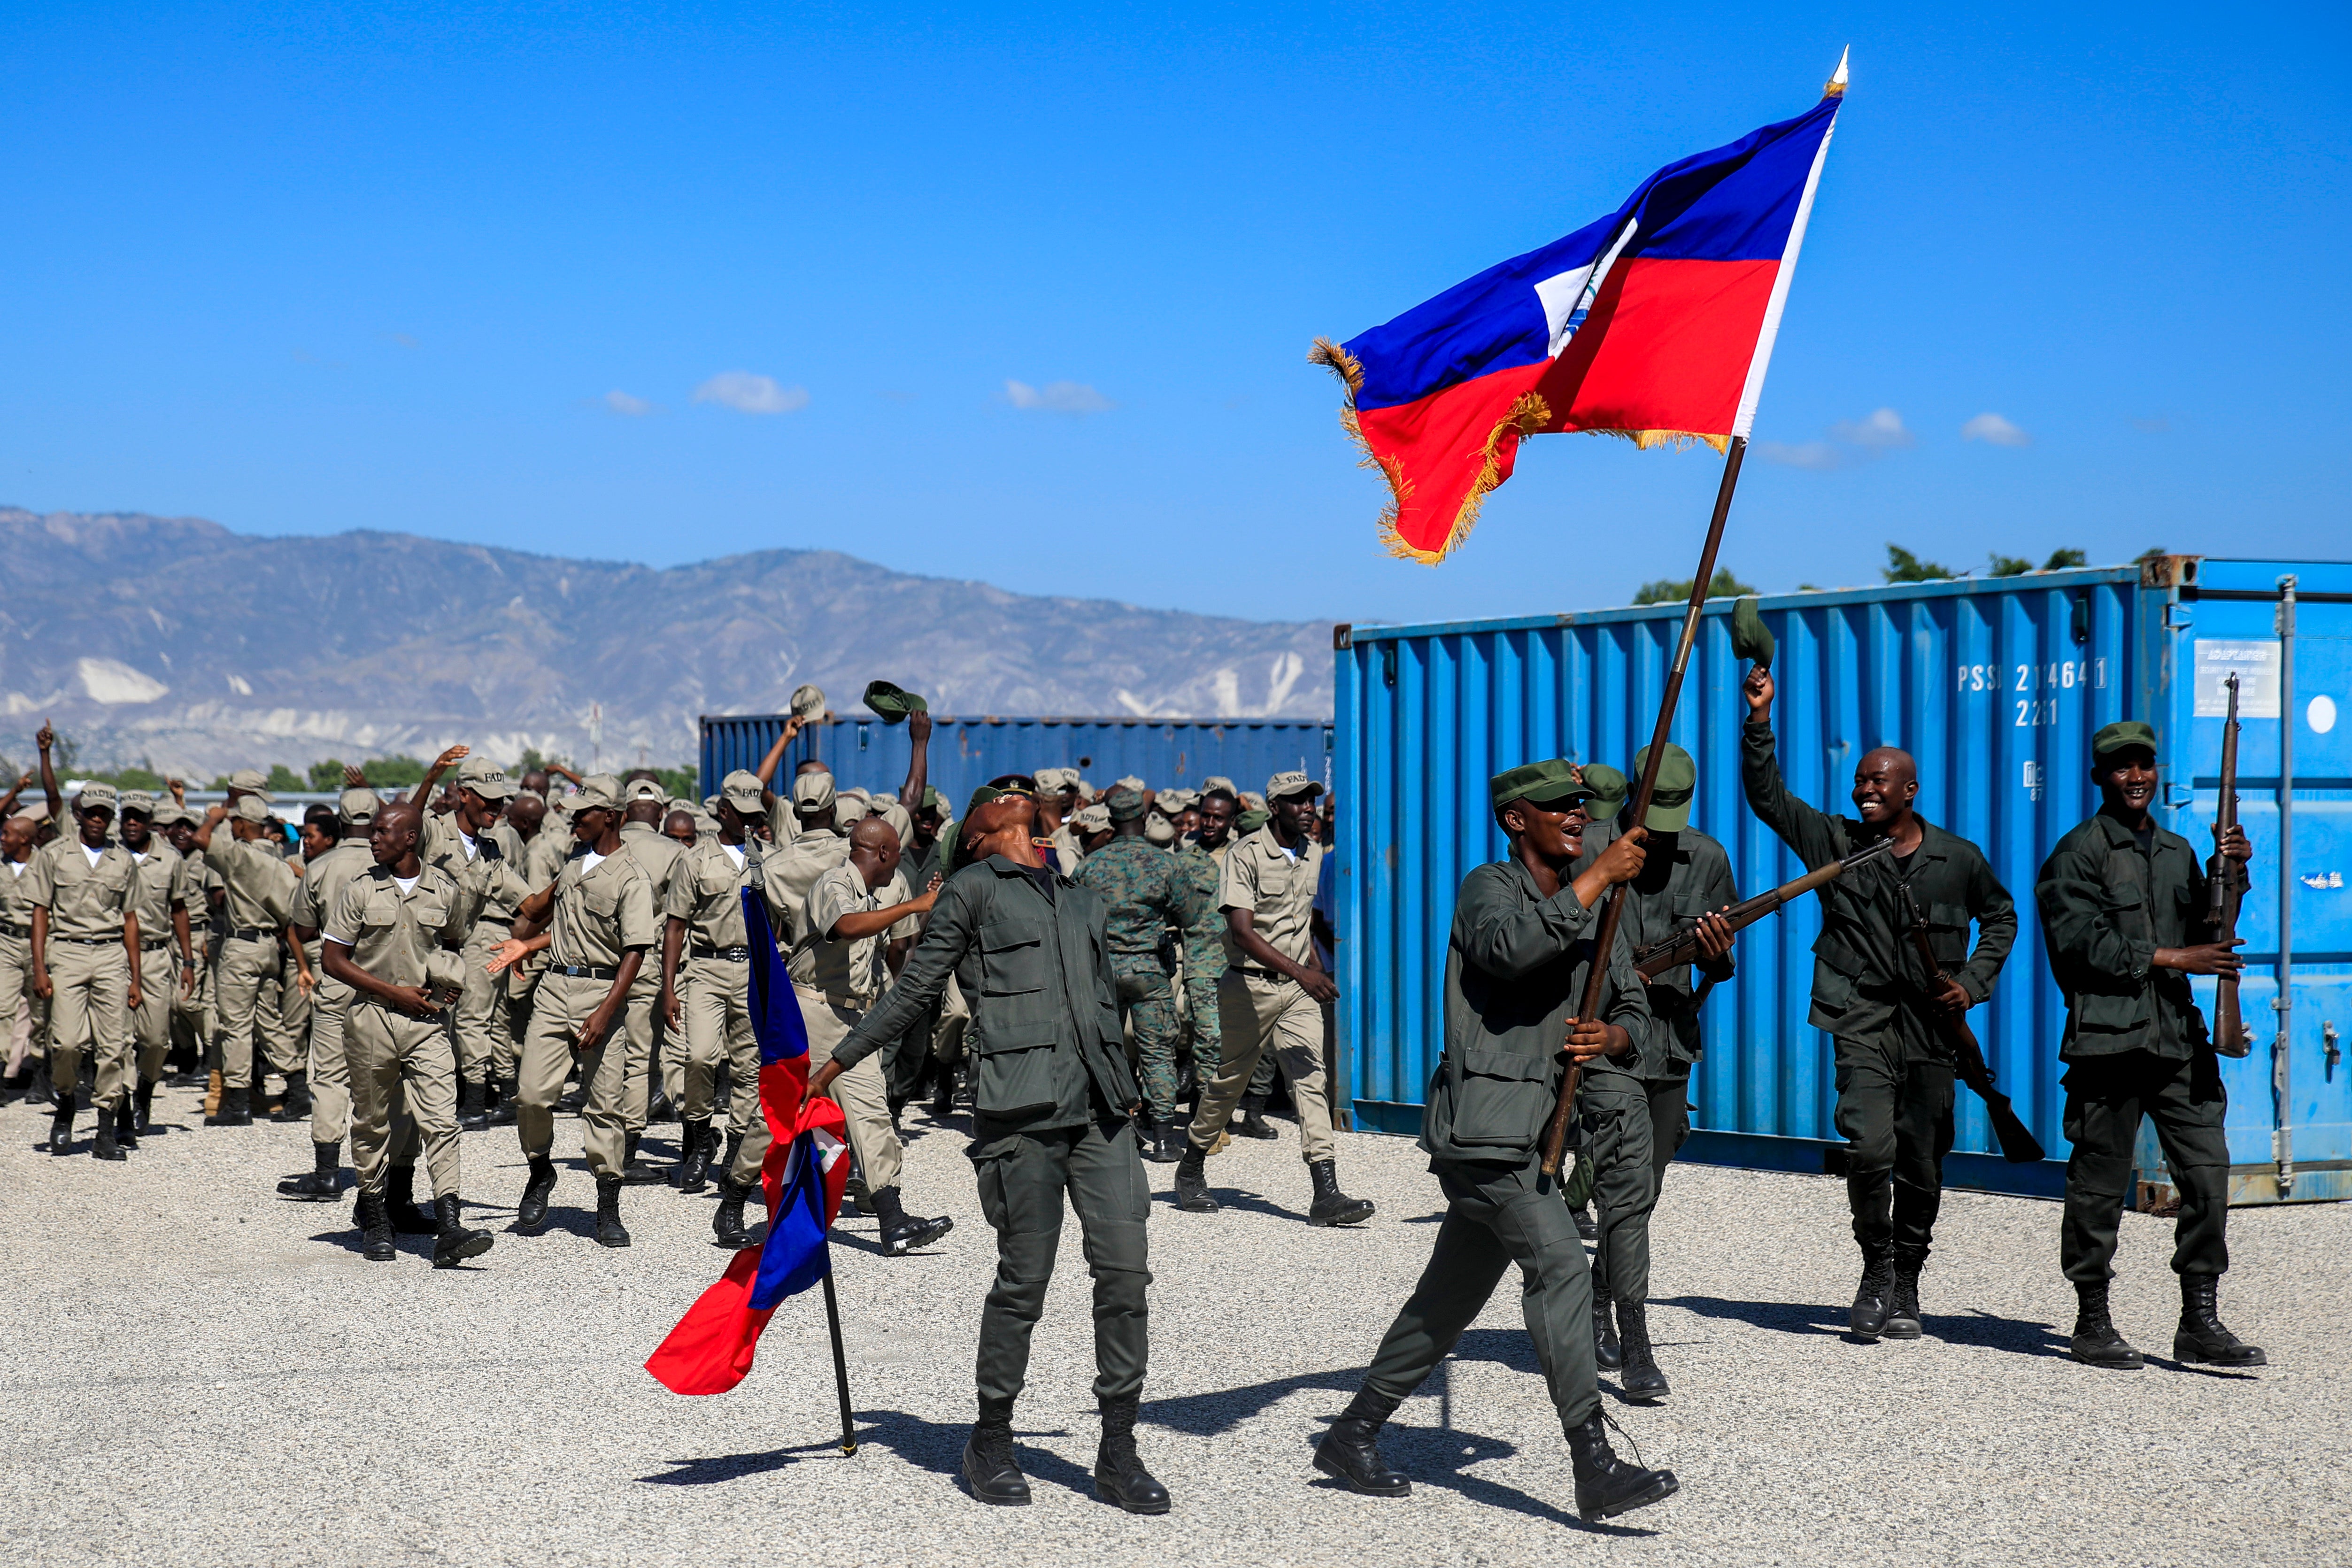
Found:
[1334,557,2352,1205]
[701,716,1333,813]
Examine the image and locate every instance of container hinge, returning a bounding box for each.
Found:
[2324,1021,2341,1078]
[2163,601,2194,631]
[1333,623,1353,651]
[2163,783,2193,810]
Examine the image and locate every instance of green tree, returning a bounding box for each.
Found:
[362,754,429,788]
[1631,567,1757,605]
[267,763,304,794]
[653,765,697,801]
[1884,544,1960,583]
[1988,553,2034,578]
[308,758,347,791]
[2042,548,2088,570]
[511,747,577,778]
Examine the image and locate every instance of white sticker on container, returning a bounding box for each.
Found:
[2194,641,2281,718]
[2310,694,2338,734]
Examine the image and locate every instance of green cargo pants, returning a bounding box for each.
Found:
[1109,953,1181,1121]
[1580,1065,1659,1307]
[2061,1047,2229,1283]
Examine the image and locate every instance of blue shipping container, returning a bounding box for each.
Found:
[1333,556,2352,1205]
[700,714,1333,815]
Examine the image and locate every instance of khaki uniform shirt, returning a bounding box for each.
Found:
[1218,827,1322,971]
[124,840,193,952]
[26,838,138,939]
[617,824,688,995]
[291,841,379,935]
[204,822,297,933]
[325,863,480,987]
[547,845,659,970]
[0,856,38,937]
[668,839,755,950]
[762,825,849,938]
[422,814,532,924]
[791,861,891,1000]
[526,822,576,891]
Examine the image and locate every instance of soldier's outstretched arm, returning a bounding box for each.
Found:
[1740,667,1839,869]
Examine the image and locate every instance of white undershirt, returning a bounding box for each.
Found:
[581,850,606,874]
[393,874,419,896]
[82,843,104,867]
[456,829,478,862]
[723,844,745,870]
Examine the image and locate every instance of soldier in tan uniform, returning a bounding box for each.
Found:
[156,799,215,1086]
[281,788,380,1200]
[490,774,658,1248]
[659,770,763,1203]
[200,795,300,1126]
[28,780,143,1159]
[0,769,60,1103]
[115,791,195,1143]
[1175,772,1373,1226]
[615,776,687,1181]
[420,757,528,1129]
[322,801,495,1268]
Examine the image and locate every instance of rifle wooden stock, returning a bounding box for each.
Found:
[1631,838,1892,979]
[1896,883,2046,1164]
[2208,674,2251,1058]
[1538,437,1748,1178]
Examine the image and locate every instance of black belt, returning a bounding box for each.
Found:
[692,943,751,960]
[551,964,618,981]
[476,915,513,928]
[140,939,176,951]
[0,924,26,938]
[54,935,123,946]
[229,927,274,942]
[1234,965,1291,982]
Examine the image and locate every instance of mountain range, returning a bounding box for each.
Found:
[0,507,1333,780]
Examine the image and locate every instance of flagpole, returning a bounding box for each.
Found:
[820,1269,859,1455]
[1540,434,1749,1175]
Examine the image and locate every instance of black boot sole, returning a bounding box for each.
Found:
[1308,1202,1375,1227]
[881,1215,956,1256]
[1882,1318,1922,1340]
[434,1232,495,1268]
[2070,1343,2145,1370]
[1581,1470,1679,1522]
[1312,1445,1410,1498]
[2173,1334,2267,1367]
[1617,1377,1669,1403]
[1094,1475,1171,1514]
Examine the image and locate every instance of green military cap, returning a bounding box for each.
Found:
[1488,759,1595,811]
[920,786,948,815]
[1731,595,1775,668]
[1107,785,1148,822]
[1235,808,1270,835]
[1630,742,1697,831]
[1579,764,1629,822]
[862,680,928,724]
[964,783,1007,821]
[2093,719,2159,758]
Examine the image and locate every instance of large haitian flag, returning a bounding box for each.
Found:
[644,881,849,1397]
[1315,60,1846,563]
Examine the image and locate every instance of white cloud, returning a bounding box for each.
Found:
[1005,379,1115,415]
[693,371,810,415]
[1963,411,2032,447]
[1757,440,1843,471]
[603,389,654,417]
[1828,407,1914,449]
[77,657,170,705]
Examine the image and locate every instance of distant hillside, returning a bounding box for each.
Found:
[0,508,1332,778]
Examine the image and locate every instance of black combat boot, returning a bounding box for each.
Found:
[386,1165,437,1234]
[1566,1414,1678,1522]
[1136,1112,1181,1164]
[207,1085,252,1127]
[1306,1159,1375,1227]
[1173,1143,1218,1213]
[1886,1248,1926,1340]
[514,1156,559,1234]
[619,1132,665,1185]
[672,1119,713,1192]
[46,1103,73,1156]
[929,1064,957,1120]
[962,1398,1030,1506]
[133,1077,156,1134]
[1591,1253,1622,1370]
[1312,1387,1411,1497]
[458,1078,488,1131]
[1567,1198,1598,1242]
[1850,1244,1895,1341]
[711,1174,753,1248]
[487,1077,517,1127]
[432,1194,494,1268]
[1616,1302,1669,1401]
[2068,1281,2144,1370]
[93,1112,124,1161]
[1093,1393,1170,1514]
[594,1172,631,1247]
[647,1082,676,1124]
[720,1128,745,1178]
[278,1070,311,1121]
[113,1097,139,1151]
[870,1186,955,1256]
[1234,1093,1279,1139]
[278,1141,343,1200]
[2175,1274,2267,1367]
[355,1191,398,1262]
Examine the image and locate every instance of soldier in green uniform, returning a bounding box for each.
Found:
[1742,665,2017,1342]
[322,800,496,1268]
[817,787,1167,1516]
[2036,719,2265,1370]
[1569,744,1738,1401]
[114,791,196,1145]
[281,787,380,1201]
[27,781,143,1159]
[1311,760,1676,1523]
[1074,785,1190,1161]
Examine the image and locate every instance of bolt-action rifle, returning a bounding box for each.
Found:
[1631,837,1895,980]
[2208,672,2252,1058]
[1895,880,2046,1163]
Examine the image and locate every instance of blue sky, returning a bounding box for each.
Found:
[5,3,2346,626]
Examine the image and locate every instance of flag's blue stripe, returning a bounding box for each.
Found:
[748,1131,833,1309]
[742,885,809,1066]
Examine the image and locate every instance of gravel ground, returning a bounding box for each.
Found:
[1,1081,2344,1568]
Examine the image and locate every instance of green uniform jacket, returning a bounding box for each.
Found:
[1072,835,1189,959]
[2036,811,2214,1062]
[1576,826,1739,1076]
[1742,719,2016,1042]
[834,855,1139,1131]
[1422,858,1650,1167]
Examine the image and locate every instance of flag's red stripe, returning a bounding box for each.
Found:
[644,1246,779,1396]
[1538,257,1778,436]
[1353,361,1548,558]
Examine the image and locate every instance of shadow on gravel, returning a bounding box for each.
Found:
[1919,1309,2069,1359]
[2144,1356,2263,1381]
[1143,1370,1361,1436]
[825,1408,1101,1502]
[1659,1294,1846,1336]
[640,1442,837,1485]
[1354,1421,1658,1537]
[1153,1186,1312,1225]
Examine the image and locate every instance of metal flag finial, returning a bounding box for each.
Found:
[1827,46,1851,97]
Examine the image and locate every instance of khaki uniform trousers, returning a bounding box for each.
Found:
[47,940,133,1112]
[170,943,209,1070]
[790,983,900,1194]
[1,934,49,1076]
[517,972,643,1179]
[625,983,659,1137]
[453,920,518,1087]
[276,956,310,1068]
[931,973,971,1068]
[307,968,355,1145]
[1188,971,1335,1163]
[214,934,285,1090]
[680,956,756,1123]
[131,942,177,1084]
[346,1000,462,1199]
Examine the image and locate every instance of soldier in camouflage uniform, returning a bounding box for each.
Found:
[1174,783,1238,1128]
[1073,785,1190,1160]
